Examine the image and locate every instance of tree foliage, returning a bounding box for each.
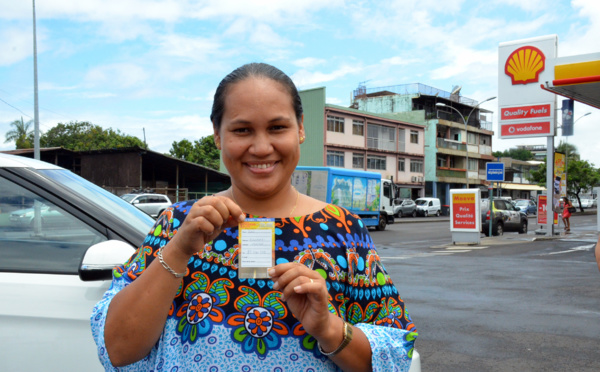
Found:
[41,121,146,151]
[4,117,34,149]
[528,158,600,212]
[555,140,580,161]
[492,148,534,161]
[168,135,220,170]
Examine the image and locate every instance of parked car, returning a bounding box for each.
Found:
[513,199,537,215]
[393,198,417,217]
[0,153,155,371]
[481,198,528,236]
[415,197,441,217]
[120,192,172,218]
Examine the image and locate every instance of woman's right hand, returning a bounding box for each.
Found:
[169,195,245,257]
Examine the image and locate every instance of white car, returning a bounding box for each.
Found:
[120,192,172,218]
[0,153,155,371]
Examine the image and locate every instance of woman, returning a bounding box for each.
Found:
[91,63,417,371]
[562,196,573,232]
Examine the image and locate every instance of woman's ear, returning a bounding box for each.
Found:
[213,127,221,150]
[298,115,305,144]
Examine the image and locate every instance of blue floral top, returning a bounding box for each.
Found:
[91,202,417,371]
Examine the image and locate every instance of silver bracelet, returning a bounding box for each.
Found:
[156,247,186,278]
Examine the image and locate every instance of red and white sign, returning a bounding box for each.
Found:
[498,35,557,138]
[501,104,552,120]
[500,121,552,137]
[537,195,558,225]
[450,190,480,232]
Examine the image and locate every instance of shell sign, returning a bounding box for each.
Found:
[504,46,546,85]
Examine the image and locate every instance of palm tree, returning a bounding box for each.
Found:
[556,140,579,161]
[4,117,34,149]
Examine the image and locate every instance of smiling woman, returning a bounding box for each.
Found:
[91,63,418,372]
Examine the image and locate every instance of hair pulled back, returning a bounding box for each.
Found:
[210,63,303,131]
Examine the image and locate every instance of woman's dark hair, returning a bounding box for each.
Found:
[210,63,303,131]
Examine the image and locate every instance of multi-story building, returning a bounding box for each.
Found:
[351,83,496,205]
[514,145,547,161]
[497,157,544,199]
[299,87,425,199]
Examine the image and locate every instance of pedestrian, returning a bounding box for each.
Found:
[562,196,573,232]
[91,62,417,371]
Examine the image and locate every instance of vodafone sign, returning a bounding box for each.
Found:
[498,36,557,138]
[500,122,551,137]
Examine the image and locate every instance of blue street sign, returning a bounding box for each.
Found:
[486,162,505,182]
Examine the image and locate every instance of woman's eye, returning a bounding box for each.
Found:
[233,128,250,134]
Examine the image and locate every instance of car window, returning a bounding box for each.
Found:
[0,175,107,274]
[494,200,506,210]
[137,196,148,204]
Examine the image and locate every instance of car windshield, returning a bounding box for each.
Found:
[38,169,154,234]
[415,200,428,206]
[120,194,136,202]
[515,200,528,206]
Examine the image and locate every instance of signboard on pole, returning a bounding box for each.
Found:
[537,194,558,225]
[486,162,505,182]
[561,99,574,136]
[450,189,481,245]
[498,35,558,138]
[554,152,567,199]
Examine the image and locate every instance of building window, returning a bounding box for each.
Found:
[467,132,477,145]
[352,153,364,169]
[367,124,395,151]
[398,128,406,152]
[398,158,405,172]
[410,130,419,144]
[468,158,478,171]
[352,120,364,136]
[367,155,386,170]
[410,159,423,173]
[480,135,490,145]
[327,150,344,167]
[327,116,344,133]
[437,156,446,168]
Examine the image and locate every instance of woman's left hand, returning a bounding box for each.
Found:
[269,263,335,340]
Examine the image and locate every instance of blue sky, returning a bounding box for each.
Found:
[1,0,598,162]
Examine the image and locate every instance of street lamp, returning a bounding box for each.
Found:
[436,96,496,188]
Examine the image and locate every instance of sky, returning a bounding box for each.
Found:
[1,0,599,163]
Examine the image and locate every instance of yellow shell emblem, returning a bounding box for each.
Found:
[504,46,546,85]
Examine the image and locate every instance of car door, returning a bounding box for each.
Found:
[503,200,521,230]
[0,173,112,371]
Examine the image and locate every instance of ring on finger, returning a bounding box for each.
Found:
[310,278,314,284]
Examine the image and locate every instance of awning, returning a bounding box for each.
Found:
[541,53,600,109]
[498,183,546,191]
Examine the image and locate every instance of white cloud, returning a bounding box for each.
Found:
[292,64,363,87]
[0,27,33,66]
[84,63,148,89]
[293,57,326,69]
[326,97,343,105]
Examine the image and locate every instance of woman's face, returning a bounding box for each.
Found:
[214,77,304,198]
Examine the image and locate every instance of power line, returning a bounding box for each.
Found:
[0,97,32,119]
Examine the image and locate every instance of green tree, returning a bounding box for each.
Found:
[168,135,220,170]
[556,140,580,161]
[528,158,600,212]
[4,117,34,149]
[492,148,534,161]
[41,121,145,151]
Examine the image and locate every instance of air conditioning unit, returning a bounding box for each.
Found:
[418,176,424,182]
[411,176,417,182]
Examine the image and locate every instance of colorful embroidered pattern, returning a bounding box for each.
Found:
[91,201,417,371]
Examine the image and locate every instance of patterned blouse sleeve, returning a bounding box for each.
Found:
[342,212,418,371]
[90,201,190,370]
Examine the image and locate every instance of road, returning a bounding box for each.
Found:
[373,213,600,371]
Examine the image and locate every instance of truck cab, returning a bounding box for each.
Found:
[292,166,396,231]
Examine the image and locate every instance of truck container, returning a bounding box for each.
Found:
[292,166,395,230]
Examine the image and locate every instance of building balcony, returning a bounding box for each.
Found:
[437,138,466,151]
[436,167,466,179]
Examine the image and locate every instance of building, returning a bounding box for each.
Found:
[299,87,426,199]
[351,83,496,205]
[497,157,545,199]
[514,144,547,161]
[2,147,231,202]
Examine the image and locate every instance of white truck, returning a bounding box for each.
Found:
[292,166,396,230]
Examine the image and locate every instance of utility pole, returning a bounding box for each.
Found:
[32,0,40,160]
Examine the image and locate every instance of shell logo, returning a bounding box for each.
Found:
[504,46,546,85]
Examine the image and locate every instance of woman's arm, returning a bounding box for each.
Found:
[103,197,244,366]
[595,235,600,272]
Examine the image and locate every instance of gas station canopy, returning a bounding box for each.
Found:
[542,52,600,109]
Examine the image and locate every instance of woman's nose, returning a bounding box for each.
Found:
[249,133,273,156]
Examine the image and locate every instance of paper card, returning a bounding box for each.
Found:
[238,218,275,279]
